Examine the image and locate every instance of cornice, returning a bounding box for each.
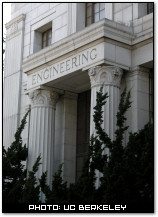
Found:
[5,14,26,40]
[22,17,153,74]
[5,14,26,29]
[128,66,151,78]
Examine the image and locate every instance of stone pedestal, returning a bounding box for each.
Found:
[28,88,58,186]
[88,65,123,187]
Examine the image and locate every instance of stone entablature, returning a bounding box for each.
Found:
[22,17,153,93]
[22,18,134,72]
[26,45,103,91]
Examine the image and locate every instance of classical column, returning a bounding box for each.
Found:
[88,65,123,187]
[28,88,58,186]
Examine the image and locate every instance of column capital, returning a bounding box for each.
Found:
[28,89,58,108]
[130,66,150,77]
[88,65,123,88]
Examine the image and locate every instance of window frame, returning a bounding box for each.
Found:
[42,28,52,49]
[33,21,52,53]
[86,3,105,26]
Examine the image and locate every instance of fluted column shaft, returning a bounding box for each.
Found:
[28,89,58,186]
[88,65,123,187]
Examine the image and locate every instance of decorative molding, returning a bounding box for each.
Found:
[22,18,135,73]
[88,65,123,88]
[62,91,78,100]
[6,14,25,39]
[5,14,25,29]
[129,66,150,77]
[29,89,58,108]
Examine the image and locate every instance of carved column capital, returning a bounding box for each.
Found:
[28,89,58,109]
[130,66,150,77]
[88,65,123,88]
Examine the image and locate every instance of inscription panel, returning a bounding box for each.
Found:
[27,43,104,90]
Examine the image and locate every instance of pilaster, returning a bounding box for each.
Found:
[3,14,26,149]
[28,88,58,186]
[54,91,78,183]
[128,66,150,131]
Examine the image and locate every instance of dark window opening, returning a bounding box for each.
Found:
[42,29,52,48]
[86,3,105,26]
[147,3,154,14]
[76,90,91,180]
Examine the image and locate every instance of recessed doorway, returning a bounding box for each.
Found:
[76,90,91,180]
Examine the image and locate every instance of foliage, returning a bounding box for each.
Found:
[98,87,132,203]
[21,155,41,203]
[67,148,97,204]
[3,86,154,209]
[3,111,29,203]
[90,87,153,207]
[40,86,153,208]
[3,110,42,203]
[40,164,68,204]
[123,123,154,205]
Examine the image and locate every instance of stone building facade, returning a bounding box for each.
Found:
[3,3,153,186]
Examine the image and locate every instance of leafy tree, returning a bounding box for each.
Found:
[3,85,153,211]
[3,111,29,203]
[67,147,97,204]
[123,123,154,205]
[39,86,153,211]
[40,164,68,203]
[21,155,41,203]
[3,110,42,204]
[89,86,154,209]
[98,88,132,204]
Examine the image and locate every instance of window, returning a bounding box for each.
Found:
[33,22,52,53]
[138,3,153,18]
[147,3,153,14]
[42,29,52,49]
[86,3,105,26]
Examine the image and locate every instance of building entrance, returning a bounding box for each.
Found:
[76,90,91,180]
